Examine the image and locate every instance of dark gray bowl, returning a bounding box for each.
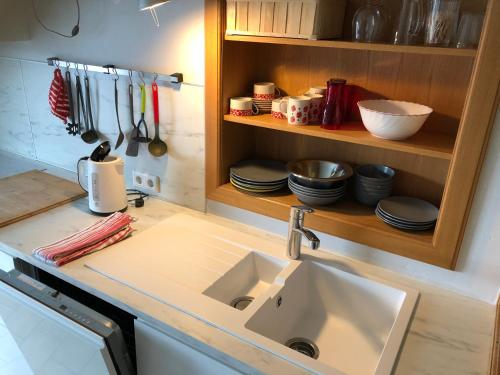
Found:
[287,160,353,188]
[355,164,395,181]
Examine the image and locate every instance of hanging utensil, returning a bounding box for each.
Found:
[148,79,167,157]
[113,69,125,150]
[125,78,142,157]
[65,67,79,136]
[81,66,99,144]
[134,82,152,143]
[75,69,87,136]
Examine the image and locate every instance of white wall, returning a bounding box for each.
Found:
[0,0,205,211]
[210,110,500,304]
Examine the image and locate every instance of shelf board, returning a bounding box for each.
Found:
[224,114,454,160]
[210,183,436,261]
[225,34,477,57]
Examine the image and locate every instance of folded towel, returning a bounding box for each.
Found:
[33,212,134,267]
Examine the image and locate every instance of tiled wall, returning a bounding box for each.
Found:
[0,57,205,211]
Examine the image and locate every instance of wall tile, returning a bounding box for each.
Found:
[17,60,205,211]
[20,61,96,170]
[0,58,34,158]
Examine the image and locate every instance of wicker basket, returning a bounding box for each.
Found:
[226,0,346,40]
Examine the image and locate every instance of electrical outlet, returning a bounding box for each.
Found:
[132,171,148,188]
[145,174,161,193]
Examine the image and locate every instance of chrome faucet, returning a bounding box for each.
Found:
[286,206,320,260]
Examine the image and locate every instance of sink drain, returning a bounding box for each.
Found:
[285,337,319,359]
[230,296,254,311]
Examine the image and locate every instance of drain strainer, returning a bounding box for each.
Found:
[230,296,254,311]
[285,337,319,359]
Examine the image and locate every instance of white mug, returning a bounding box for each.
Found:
[254,82,281,100]
[307,86,327,96]
[230,97,259,116]
[272,99,286,119]
[282,96,311,125]
[304,93,323,124]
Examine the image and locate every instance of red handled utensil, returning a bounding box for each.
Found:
[147,81,167,157]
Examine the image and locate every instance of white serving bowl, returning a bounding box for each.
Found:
[358,100,433,140]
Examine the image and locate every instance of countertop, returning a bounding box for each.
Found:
[0,153,494,374]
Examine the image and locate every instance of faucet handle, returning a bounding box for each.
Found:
[291,205,314,214]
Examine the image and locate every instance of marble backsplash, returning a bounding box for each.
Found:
[0,57,205,211]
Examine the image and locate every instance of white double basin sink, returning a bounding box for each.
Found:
[85,214,419,375]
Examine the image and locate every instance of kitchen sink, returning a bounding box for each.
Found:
[85,213,418,374]
[244,260,417,374]
[203,251,287,310]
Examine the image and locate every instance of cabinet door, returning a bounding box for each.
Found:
[135,319,243,375]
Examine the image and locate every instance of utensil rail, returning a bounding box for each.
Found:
[47,57,183,86]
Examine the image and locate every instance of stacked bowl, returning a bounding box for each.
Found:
[354,165,395,206]
[287,160,353,206]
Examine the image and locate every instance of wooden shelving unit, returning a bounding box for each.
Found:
[224,114,455,160]
[214,183,435,246]
[225,34,477,57]
[206,0,500,269]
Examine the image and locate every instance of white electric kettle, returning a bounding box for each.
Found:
[77,142,128,215]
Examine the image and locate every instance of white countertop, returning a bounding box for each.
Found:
[0,154,495,374]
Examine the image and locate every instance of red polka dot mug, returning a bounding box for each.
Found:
[304,93,324,124]
[282,96,311,125]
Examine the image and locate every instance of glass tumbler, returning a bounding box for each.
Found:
[425,0,460,46]
[455,13,484,48]
[393,0,425,45]
[352,2,390,43]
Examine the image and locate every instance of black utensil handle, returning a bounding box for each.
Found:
[115,80,122,131]
[85,77,94,131]
[65,71,76,124]
[76,76,87,131]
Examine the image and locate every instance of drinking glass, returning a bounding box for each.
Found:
[455,13,484,48]
[352,2,390,43]
[425,0,460,46]
[393,0,425,45]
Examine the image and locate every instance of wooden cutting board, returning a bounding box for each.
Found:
[0,170,87,228]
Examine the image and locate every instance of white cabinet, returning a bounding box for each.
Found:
[134,319,243,375]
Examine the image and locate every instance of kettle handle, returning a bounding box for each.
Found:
[77,157,89,192]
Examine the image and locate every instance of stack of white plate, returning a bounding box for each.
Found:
[376,196,439,231]
[288,175,347,206]
[253,98,273,113]
[230,160,288,193]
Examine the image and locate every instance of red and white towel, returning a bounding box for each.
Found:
[33,212,134,267]
[48,68,70,123]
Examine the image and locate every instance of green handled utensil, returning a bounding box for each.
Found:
[134,83,151,143]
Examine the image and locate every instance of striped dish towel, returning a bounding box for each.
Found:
[33,212,134,267]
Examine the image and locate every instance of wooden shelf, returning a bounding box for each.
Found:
[224,114,455,160]
[225,34,477,57]
[210,183,437,262]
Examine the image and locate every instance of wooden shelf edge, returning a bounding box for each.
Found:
[224,114,454,160]
[208,183,450,267]
[225,34,477,57]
